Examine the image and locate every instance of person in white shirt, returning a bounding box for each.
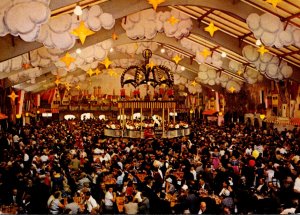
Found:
[294,173,300,194]
[104,187,116,213]
[84,192,98,213]
[198,201,207,214]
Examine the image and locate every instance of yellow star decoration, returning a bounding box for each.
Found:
[65,82,72,91]
[147,61,156,69]
[191,81,197,87]
[161,76,166,81]
[205,22,219,37]
[161,84,166,88]
[60,53,75,69]
[237,70,243,76]
[87,69,94,77]
[257,46,269,56]
[90,95,96,101]
[200,48,212,59]
[265,0,282,8]
[94,68,101,76]
[138,74,143,79]
[148,0,165,11]
[108,69,117,77]
[71,21,95,44]
[229,86,235,93]
[101,57,112,69]
[172,55,182,64]
[8,91,18,101]
[168,16,179,25]
[75,85,81,90]
[54,79,61,86]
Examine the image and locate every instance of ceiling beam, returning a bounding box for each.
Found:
[0,0,262,63]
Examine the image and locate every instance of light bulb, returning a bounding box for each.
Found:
[180,66,185,71]
[221,52,227,58]
[256,39,262,46]
[110,47,114,53]
[160,48,165,54]
[76,48,81,54]
[74,5,83,16]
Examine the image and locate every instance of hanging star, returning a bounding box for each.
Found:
[54,79,61,86]
[94,68,101,76]
[65,82,72,91]
[191,81,197,87]
[148,0,165,11]
[87,69,94,77]
[200,48,212,59]
[229,86,235,93]
[101,57,112,69]
[172,55,182,64]
[108,69,116,77]
[8,91,18,101]
[257,46,269,56]
[22,63,31,70]
[60,53,75,68]
[75,85,81,90]
[90,95,96,100]
[71,21,95,44]
[112,32,118,40]
[138,74,143,79]
[161,76,166,81]
[147,61,156,69]
[265,0,282,8]
[205,22,219,37]
[168,16,179,25]
[237,70,243,76]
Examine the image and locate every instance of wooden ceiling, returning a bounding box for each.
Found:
[1,0,300,93]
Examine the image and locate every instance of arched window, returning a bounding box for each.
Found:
[99,115,106,120]
[81,113,94,120]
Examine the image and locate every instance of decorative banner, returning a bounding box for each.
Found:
[17,90,25,116]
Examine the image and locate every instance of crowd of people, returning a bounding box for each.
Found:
[0,118,300,214]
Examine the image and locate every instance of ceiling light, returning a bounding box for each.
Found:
[180,66,185,71]
[110,47,114,53]
[76,48,81,54]
[74,5,83,16]
[160,48,165,54]
[256,39,262,46]
[221,52,227,58]
[212,89,215,91]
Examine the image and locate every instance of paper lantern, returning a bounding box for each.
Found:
[249,159,256,167]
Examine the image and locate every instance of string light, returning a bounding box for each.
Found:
[160,48,165,54]
[256,39,262,46]
[110,47,114,53]
[221,52,227,58]
[74,5,83,16]
[180,66,185,71]
[76,48,81,54]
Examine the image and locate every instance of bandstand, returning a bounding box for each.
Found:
[104,100,190,139]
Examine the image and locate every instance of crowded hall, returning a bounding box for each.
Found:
[2,0,300,214]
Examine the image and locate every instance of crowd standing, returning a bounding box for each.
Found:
[0,118,300,214]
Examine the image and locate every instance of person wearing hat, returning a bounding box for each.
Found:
[166,177,175,194]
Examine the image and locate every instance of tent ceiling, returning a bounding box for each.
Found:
[0,0,300,93]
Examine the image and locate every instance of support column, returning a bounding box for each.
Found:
[162,107,165,138]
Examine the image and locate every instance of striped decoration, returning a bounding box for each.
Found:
[118,101,176,109]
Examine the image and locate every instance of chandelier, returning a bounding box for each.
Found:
[120,49,174,88]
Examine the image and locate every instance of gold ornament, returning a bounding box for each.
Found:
[257,46,269,56]
[148,0,165,10]
[60,53,75,68]
[147,61,156,69]
[65,82,72,91]
[54,79,61,86]
[205,22,219,37]
[8,91,18,101]
[94,68,101,76]
[71,21,95,44]
[200,48,212,59]
[168,16,179,25]
[172,55,182,64]
[191,81,197,86]
[101,57,112,69]
[229,86,235,93]
[108,69,116,77]
[265,0,282,8]
[87,69,94,77]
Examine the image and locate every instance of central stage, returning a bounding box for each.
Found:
[104,128,190,139]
